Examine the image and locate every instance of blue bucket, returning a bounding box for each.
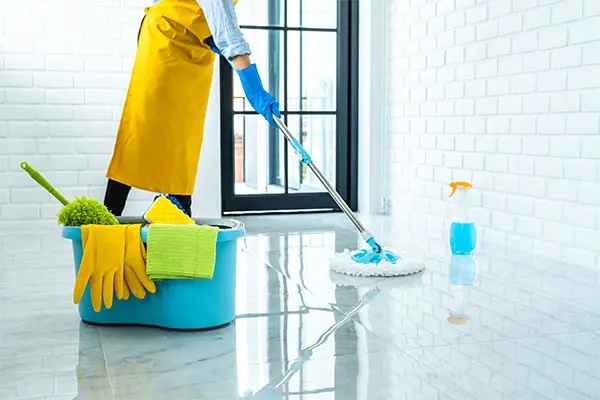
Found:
[62,217,246,330]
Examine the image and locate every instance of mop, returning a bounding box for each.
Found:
[21,162,118,226]
[273,116,425,277]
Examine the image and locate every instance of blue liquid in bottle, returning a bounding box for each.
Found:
[450,222,477,255]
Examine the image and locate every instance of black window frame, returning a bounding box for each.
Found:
[220,0,359,214]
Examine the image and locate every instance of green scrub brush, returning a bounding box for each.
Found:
[20,162,118,226]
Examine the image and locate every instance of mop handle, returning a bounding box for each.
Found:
[20,162,70,206]
[273,116,370,239]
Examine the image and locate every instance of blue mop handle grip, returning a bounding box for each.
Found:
[288,138,313,164]
[272,117,313,165]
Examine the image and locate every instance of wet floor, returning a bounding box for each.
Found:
[1,213,599,399]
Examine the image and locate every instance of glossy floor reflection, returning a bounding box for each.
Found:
[1,213,599,399]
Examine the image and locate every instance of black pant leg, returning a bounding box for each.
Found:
[104,179,132,217]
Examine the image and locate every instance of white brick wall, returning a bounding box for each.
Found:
[387,0,600,268]
[0,0,168,226]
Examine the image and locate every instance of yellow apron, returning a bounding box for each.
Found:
[107,0,236,195]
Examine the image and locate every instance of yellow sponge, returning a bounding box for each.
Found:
[143,195,195,225]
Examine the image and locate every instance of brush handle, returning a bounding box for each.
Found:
[20,162,70,206]
[273,116,379,251]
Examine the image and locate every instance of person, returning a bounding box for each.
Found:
[103,0,281,217]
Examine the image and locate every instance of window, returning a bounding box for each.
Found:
[221,0,358,213]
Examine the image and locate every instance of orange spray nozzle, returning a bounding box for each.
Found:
[449,181,472,197]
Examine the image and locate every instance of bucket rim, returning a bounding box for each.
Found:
[117,216,244,230]
[61,217,246,243]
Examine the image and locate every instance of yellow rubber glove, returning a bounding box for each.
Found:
[74,225,126,312]
[123,224,156,300]
[122,279,131,301]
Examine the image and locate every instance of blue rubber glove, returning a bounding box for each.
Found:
[205,36,222,56]
[237,64,281,127]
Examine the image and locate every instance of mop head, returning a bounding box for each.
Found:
[329,247,425,277]
[57,197,119,227]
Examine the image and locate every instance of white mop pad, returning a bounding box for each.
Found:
[328,268,425,289]
[329,248,425,277]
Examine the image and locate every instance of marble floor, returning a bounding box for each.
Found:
[1,213,600,399]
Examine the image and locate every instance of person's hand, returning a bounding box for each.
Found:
[237,64,281,127]
[205,36,222,56]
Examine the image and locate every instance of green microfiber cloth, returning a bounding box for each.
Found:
[146,224,219,280]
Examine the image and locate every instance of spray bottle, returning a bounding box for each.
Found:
[449,181,477,255]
